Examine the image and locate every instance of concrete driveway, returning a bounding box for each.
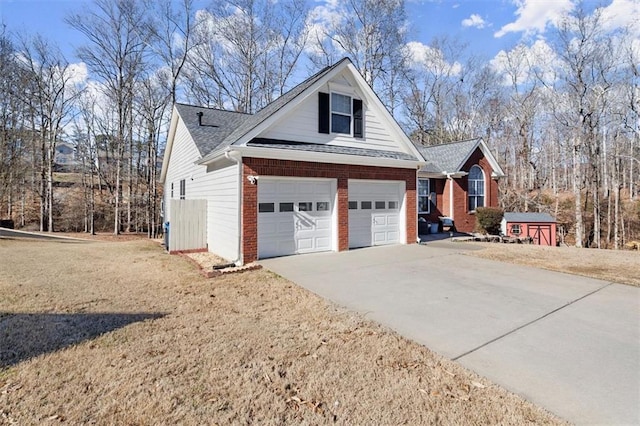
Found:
[260,243,640,425]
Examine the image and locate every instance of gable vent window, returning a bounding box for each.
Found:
[318,92,364,138]
[179,179,186,200]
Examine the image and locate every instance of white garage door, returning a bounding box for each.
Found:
[258,178,334,259]
[349,180,403,248]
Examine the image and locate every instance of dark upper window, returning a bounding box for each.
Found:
[179,179,186,200]
[468,165,484,211]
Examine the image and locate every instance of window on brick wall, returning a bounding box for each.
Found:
[468,165,484,211]
[418,179,430,213]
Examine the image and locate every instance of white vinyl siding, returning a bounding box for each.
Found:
[163,117,240,261]
[259,74,399,152]
[206,163,240,261]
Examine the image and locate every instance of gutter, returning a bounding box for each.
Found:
[198,145,425,170]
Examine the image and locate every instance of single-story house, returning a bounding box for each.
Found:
[160,58,425,264]
[501,212,557,246]
[414,138,505,234]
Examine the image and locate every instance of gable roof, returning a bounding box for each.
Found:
[503,212,556,223]
[197,58,352,164]
[161,57,425,181]
[415,138,505,178]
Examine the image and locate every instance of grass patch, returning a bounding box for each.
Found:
[0,239,563,424]
[468,243,640,287]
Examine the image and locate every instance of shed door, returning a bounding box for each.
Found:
[348,180,403,248]
[258,178,334,259]
[529,224,552,246]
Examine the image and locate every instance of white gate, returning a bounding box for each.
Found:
[168,199,207,252]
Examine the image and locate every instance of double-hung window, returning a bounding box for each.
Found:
[319,92,363,137]
[418,179,430,213]
[468,165,484,211]
[331,93,351,134]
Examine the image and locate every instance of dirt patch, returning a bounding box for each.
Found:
[467,243,640,287]
[0,239,563,424]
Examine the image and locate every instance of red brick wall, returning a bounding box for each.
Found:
[418,148,501,234]
[450,148,500,233]
[242,157,417,263]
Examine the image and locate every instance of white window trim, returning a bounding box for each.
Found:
[330,91,352,135]
[418,178,430,214]
[468,165,485,212]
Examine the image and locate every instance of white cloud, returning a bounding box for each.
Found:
[305,1,347,55]
[66,62,88,87]
[462,14,486,29]
[600,0,640,36]
[495,0,574,38]
[405,41,462,76]
[490,39,559,85]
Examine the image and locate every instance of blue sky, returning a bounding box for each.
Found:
[1,0,637,68]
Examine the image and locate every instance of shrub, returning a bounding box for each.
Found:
[475,207,504,235]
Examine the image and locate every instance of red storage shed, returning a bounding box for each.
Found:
[501,212,557,246]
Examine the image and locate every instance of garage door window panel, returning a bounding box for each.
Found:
[298,202,313,212]
[317,202,330,211]
[279,202,294,212]
[361,201,372,210]
[259,203,275,213]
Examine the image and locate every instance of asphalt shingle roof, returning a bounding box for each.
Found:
[414,138,481,174]
[174,103,251,156]
[248,138,417,161]
[503,212,556,223]
[175,57,420,163]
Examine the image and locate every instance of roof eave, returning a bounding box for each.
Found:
[199,145,424,169]
[159,105,180,183]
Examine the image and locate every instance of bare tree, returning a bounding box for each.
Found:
[308,0,408,113]
[186,0,309,113]
[15,34,81,232]
[67,0,149,234]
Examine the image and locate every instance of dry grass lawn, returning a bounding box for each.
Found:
[0,238,563,425]
[467,243,640,287]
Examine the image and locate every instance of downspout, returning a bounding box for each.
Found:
[225,149,243,266]
[446,172,455,220]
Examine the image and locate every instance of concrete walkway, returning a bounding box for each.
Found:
[260,243,640,425]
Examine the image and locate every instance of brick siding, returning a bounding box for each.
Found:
[418,147,500,233]
[242,157,417,263]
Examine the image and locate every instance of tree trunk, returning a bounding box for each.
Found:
[573,141,583,248]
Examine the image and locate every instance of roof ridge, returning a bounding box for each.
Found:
[415,137,481,149]
[175,103,253,116]
[253,57,351,115]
